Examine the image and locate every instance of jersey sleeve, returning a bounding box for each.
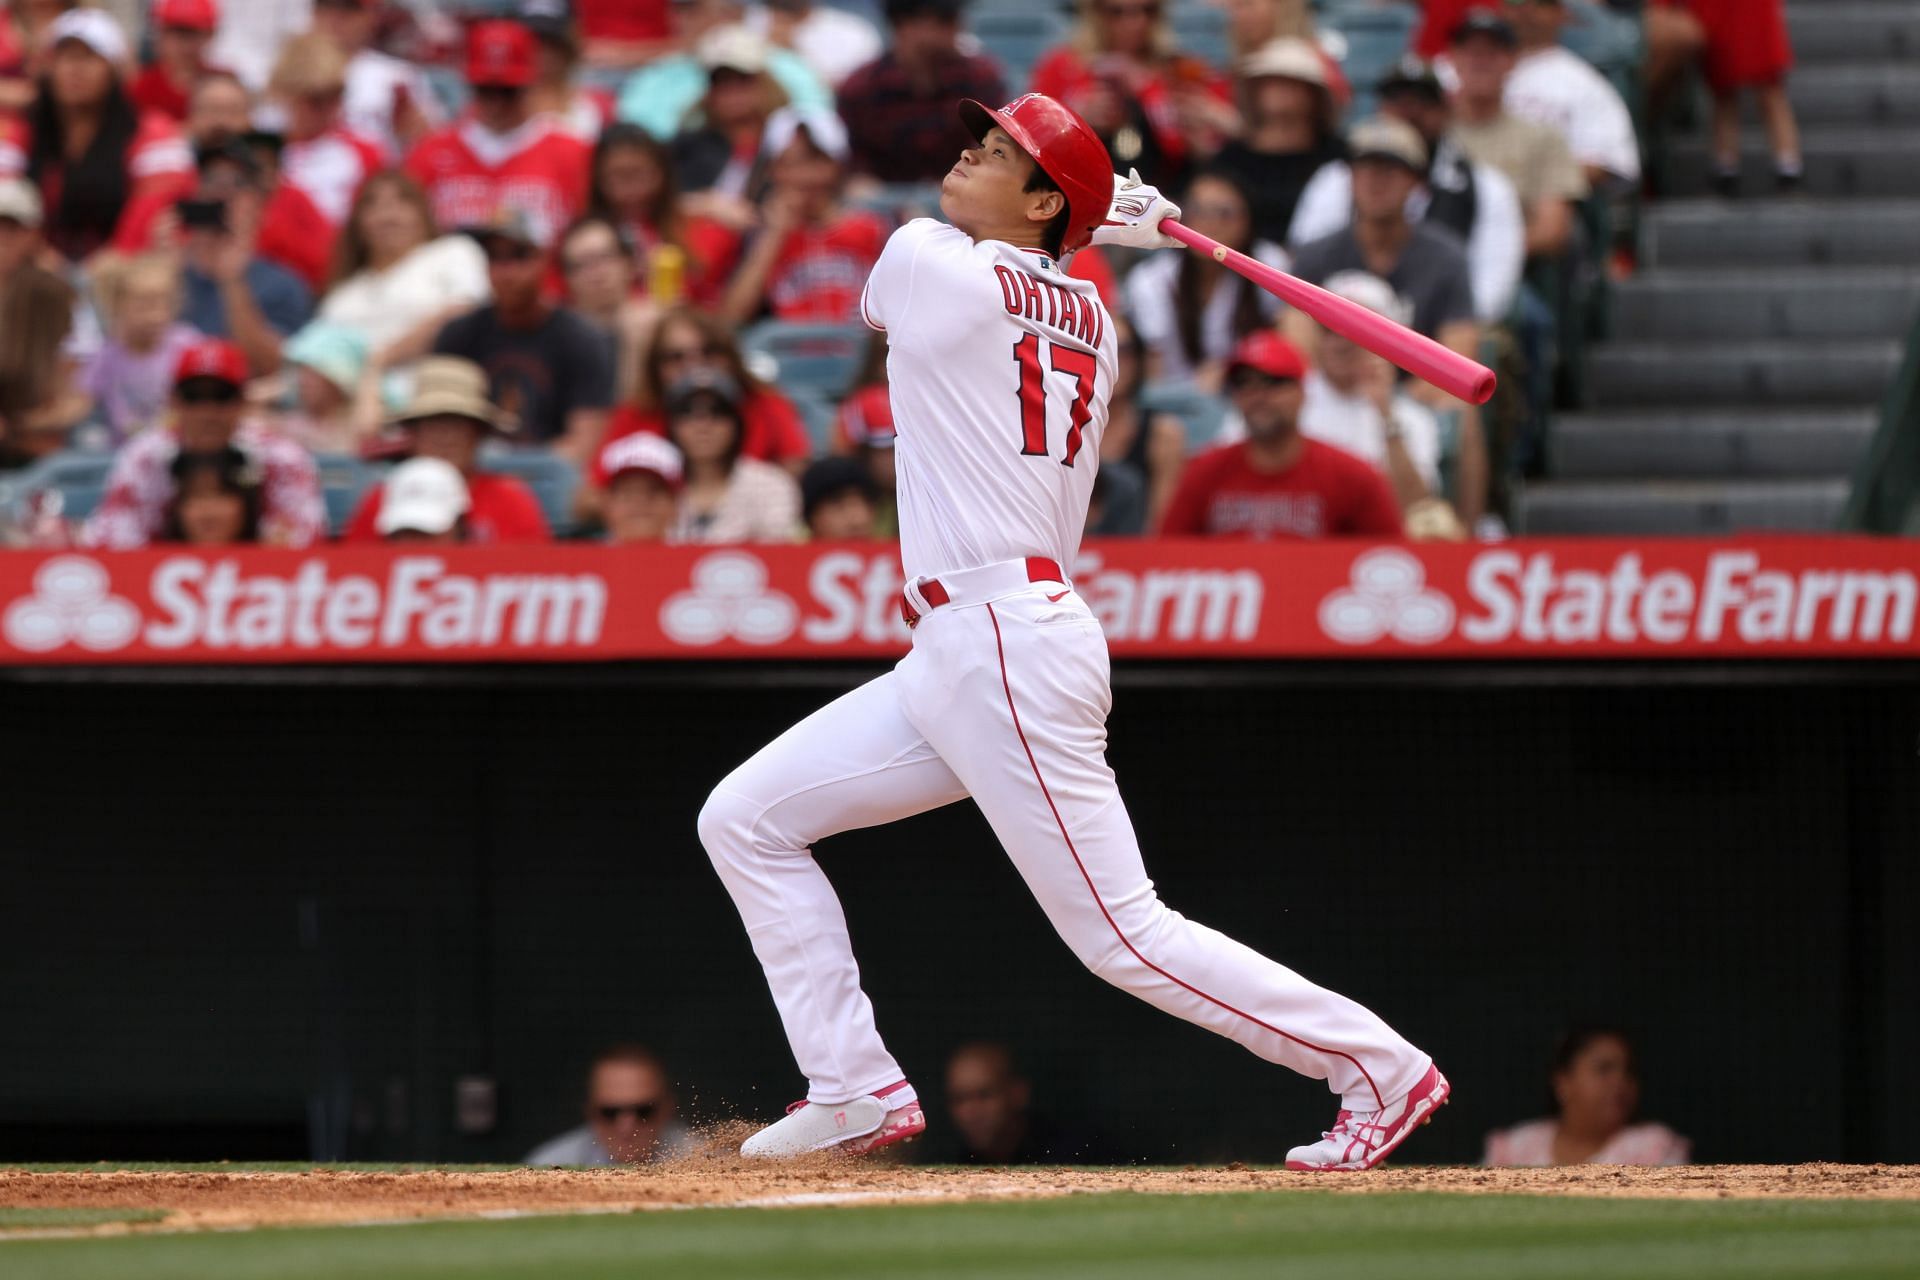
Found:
[859,218,970,334]
[126,114,194,184]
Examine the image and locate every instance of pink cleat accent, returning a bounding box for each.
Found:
[1284,1064,1450,1172]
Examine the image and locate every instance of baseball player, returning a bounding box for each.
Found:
[699,94,1448,1171]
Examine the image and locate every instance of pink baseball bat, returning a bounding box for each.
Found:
[1157,218,1498,406]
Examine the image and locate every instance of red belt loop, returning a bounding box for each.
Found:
[901,558,1063,629]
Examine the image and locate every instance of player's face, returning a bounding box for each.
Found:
[939,127,1062,247]
[1552,1035,1640,1135]
[1229,370,1303,442]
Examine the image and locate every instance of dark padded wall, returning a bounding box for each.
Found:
[2,665,1914,1165]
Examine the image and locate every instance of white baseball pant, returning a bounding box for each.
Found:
[698,562,1432,1112]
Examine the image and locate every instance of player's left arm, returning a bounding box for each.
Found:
[1088,170,1183,251]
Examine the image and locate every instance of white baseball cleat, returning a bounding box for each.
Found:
[739,1080,925,1158]
[1284,1064,1450,1172]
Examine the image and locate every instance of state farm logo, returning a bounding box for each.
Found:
[661,552,799,645]
[1317,548,1455,646]
[2,556,140,653]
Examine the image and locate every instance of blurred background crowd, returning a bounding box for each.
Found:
[0,0,1823,548]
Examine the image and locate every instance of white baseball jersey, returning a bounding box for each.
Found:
[861,220,1118,583]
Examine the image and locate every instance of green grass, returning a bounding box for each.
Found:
[0,1208,165,1230]
[6,1191,1920,1280]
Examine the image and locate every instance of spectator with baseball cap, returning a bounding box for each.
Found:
[718,108,887,326]
[310,0,444,157]
[344,355,551,543]
[17,8,196,261]
[1286,117,1479,366]
[84,337,326,548]
[669,25,788,200]
[1289,57,1524,327]
[1446,10,1587,262]
[128,0,223,122]
[158,442,264,544]
[1297,270,1446,513]
[596,431,683,543]
[374,455,471,544]
[799,454,879,540]
[432,205,615,462]
[1159,332,1402,540]
[1484,1026,1691,1167]
[1210,37,1345,248]
[403,20,592,253]
[835,0,1005,186]
[526,1045,696,1167]
[614,0,831,144]
[663,367,800,543]
[1501,0,1641,190]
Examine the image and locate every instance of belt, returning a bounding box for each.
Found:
[900,556,1064,629]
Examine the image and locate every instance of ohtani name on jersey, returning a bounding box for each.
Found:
[993,264,1105,349]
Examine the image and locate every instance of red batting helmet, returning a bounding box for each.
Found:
[958,94,1113,255]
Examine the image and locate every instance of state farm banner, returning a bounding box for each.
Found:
[0,538,1916,666]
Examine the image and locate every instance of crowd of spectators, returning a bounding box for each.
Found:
[0,0,1799,549]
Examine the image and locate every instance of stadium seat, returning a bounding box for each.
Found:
[1139,380,1230,450]
[741,320,871,399]
[478,449,582,537]
[1322,4,1416,103]
[312,453,376,537]
[1171,5,1232,70]
[968,10,1070,95]
[0,451,116,526]
[786,388,842,455]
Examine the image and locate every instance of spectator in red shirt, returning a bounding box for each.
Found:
[83,338,327,548]
[1158,331,1403,540]
[576,0,673,69]
[1653,0,1800,195]
[587,122,736,307]
[836,0,1005,186]
[1029,0,1234,188]
[21,9,195,262]
[592,304,813,487]
[266,32,387,229]
[403,21,591,251]
[344,355,552,544]
[596,430,683,543]
[128,0,221,122]
[719,108,886,326]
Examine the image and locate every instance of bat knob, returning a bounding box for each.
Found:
[1212,247,1226,262]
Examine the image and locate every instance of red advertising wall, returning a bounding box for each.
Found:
[2,538,1917,665]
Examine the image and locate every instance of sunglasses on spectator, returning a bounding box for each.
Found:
[1100,2,1160,17]
[595,1103,660,1122]
[658,343,726,365]
[177,380,242,405]
[486,242,539,264]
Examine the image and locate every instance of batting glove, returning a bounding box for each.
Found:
[1090,169,1183,251]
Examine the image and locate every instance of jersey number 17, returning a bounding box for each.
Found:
[1013,334,1096,468]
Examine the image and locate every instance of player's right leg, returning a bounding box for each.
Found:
[697,664,968,1156]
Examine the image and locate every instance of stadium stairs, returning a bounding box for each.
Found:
[1517,0,1920,535]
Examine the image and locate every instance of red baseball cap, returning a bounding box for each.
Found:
[467,20,536,88]
[1226,331,1309,382]
[154,0,220,31]
[173,338,250,388]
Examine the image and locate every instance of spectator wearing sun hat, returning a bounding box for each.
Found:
[272,321,373,453]
[402,20,592,252]
[84,337,325,549]
[1210,37,1346,248]
[1158,332,1402,540]
[344,355,552,544]
[614,3,831,143]
[597,431,683,544]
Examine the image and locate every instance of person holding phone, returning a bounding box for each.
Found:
[175,140,314,375]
